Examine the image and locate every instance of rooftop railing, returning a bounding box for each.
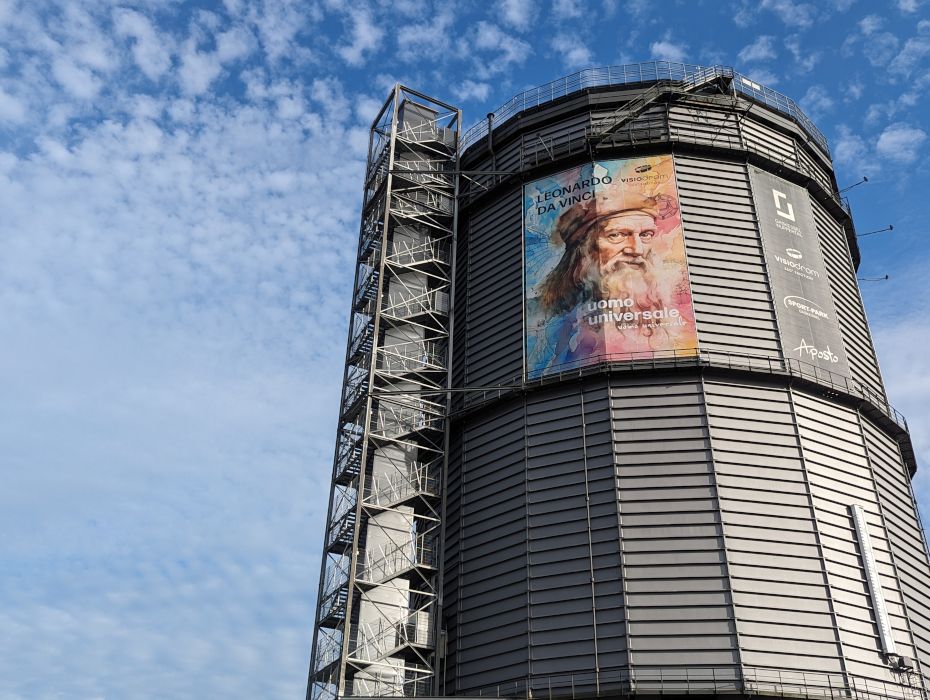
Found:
[460,347,906,434]
[460,666,925,700]
[460,62,829,155]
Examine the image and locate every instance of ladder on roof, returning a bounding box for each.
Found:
[589,66,732,146]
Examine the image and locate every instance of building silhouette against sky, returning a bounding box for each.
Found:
[306,63,930,700]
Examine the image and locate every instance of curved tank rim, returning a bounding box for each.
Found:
[460,61,829,156]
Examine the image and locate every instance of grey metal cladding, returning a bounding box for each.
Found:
[459,187,523,389]
[810,198,885,400]
[526,380,625,676]
[675,156,781,356]
[612,378,738,671]
[668,102,741,149]
[704,380,845,676]
[792,391,913,683]
[863,418,930,685]
[453,397,529,690]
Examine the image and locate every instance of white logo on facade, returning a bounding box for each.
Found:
[784,296,829,321]
[794,338,839,363]
[786,248,803,259]
[773,189,796,221]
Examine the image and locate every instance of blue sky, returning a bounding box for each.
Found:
[2,0,930,697]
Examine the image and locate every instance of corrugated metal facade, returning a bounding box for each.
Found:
[442,77,930,700]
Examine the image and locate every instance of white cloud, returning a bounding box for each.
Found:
[844,79,864,102]
[51,56,102,99]
[801,85,834,118]
[738,35,777,63]
[243,0,319,64]
[552,0,582,19]
[898,0,924,12]
[784,34,820,72]
[336,7,383,66]
[551,33,593,69]
[501,0,535,31]
[0,86,25,122]
[864,32,900,67]
[833,125,869,169]
[742,67,780,86]
[760,0,817,28]
[216,26,255,63]
[396,6,455,63]
[766,0,816,26]
[859,14,883,35]
[889,35,930,76]
[456,79,491,102]
[471,21,532,76]
[179,43,222,95]
[0,79,361,698]
[178,24,254,95]
[113,9,173,80]
[650,34,688,63]
[876,123,927,163]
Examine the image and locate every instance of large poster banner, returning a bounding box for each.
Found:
[749,166,849,376]
[525,155,698,379]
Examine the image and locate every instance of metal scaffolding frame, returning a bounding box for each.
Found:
[307,85,460,700]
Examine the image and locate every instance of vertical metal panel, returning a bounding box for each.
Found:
[810,198,886,399]
[613,377,739,671]
[863,418,930,687]
[703,380,846,678]
[454,398,529,690]
[525,380,625,683]
[792,390,912,685]
[675,156,781,357]
[461,189,524,390]
[797,145,834,192]
[741,118,798,167]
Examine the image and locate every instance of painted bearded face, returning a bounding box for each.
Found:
[594,211,657,275]
[589,212,663,328]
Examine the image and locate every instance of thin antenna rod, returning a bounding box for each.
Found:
[858,225,894,238]
[840,176,869,194]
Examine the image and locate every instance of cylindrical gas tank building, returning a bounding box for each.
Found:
[307,63,930,700]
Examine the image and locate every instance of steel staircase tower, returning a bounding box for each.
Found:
[307,86,460,700]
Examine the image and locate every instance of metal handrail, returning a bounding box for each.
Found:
[383,289,450,319]
[352,610,435,663]
[388,237,451,267]
[460,62,829,155]
[466,347,904,432]
[359,535,436,584]
[379,340,447,373]
[461,665,925,700]
[365,465,439,506]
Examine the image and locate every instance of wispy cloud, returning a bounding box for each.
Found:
[552,0,583,19]
[800,84,834,119]
[875,122,927,163]
[738,35,777,63]
[501,0,536,31]
[784,34,820,72]
[551,33,593,69]
[336,6,383,66]
[650,34,688,62]
[455,79,492,102]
